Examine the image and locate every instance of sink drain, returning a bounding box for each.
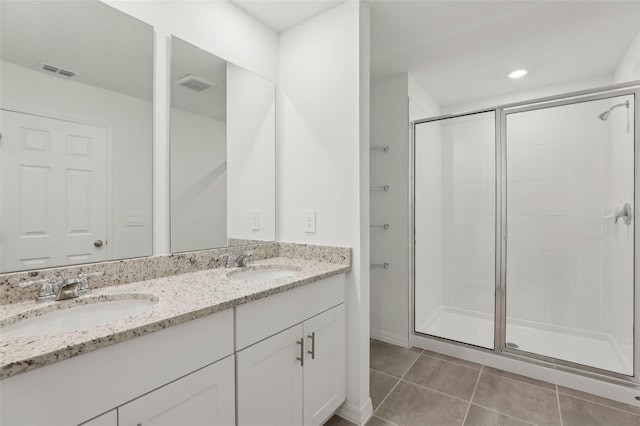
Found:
[506,342,520,349]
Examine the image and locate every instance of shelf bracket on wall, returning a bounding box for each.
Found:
[370,263,389,272]
[370,185,390,192]
[370,224,390,231]
[370,144,389,153]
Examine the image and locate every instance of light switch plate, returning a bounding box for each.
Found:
[125,212,144,227]
[250,210,261,231]
[304,210,316,233]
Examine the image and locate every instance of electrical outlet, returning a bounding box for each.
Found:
[304,210,316,233]
[251,210,261,231]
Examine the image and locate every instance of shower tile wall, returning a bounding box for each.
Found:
[414,112,496,345]
[506,99,628,337]
[605,95,635,345]
[441,114,495,316]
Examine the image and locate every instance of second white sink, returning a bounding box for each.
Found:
[227,267,298,281]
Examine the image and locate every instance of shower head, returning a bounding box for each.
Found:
[598,100,629,121]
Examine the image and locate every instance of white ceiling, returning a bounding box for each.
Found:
[230,0,348,32]
[369,1,640,108]
[0,1,153,101]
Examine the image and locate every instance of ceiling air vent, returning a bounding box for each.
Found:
[176,74,215,92]
[40,63,78,78]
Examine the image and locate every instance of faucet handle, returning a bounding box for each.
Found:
[19,278,51,288]
[76,271,103,295]
[19,278,56,302]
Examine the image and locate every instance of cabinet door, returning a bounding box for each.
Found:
[237,324,304,426]
[78,410,117,426]
[118,356,235,426]
[303,304,346,426]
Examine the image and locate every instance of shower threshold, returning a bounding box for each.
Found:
[417,305,632,376]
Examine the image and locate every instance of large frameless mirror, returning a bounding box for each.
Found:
[170,36,276,253]
[0,0,153,273]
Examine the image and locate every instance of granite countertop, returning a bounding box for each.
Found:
[0,257,350,379]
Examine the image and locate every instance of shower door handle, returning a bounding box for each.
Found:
[614,203,633,225]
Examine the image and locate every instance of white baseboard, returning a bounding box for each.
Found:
[370,328,409,348]
[337,398,373,426]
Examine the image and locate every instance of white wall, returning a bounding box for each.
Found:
[170,108,227,252]
[227,64,276,243]
[370,74,409,346]
[0,60,152,261]
[614,32,640,83]
[278,1,372,422]
[103,0,279,255]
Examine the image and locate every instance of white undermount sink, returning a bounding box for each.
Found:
[0,296,158,340]
[227,266,299,281]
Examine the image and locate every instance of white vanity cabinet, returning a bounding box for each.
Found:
[118,356,236,426]
[236,274,346,426]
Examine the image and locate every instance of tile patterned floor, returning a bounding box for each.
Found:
[324,340,640,426]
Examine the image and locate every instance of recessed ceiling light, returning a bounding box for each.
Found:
[508,69,528,79]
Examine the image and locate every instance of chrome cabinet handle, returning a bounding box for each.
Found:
[296,338,304,367]
[307,332,316,360]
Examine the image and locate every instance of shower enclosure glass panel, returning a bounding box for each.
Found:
[504,94,635,375]
[414,111,496,349]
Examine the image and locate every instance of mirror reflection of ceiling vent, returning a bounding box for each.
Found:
[40,63,78,78]
[176,74,215,92]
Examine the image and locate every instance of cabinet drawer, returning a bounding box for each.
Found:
[235,274,346,350]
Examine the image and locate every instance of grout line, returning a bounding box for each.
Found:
[556,385,565,426]
[431,353,482,371]
[481,368,556,392]
[469,402,538,426]
[461,365,483,425]
[397,377,476,405]
[556,390,640,417]
[372,351,422,417]
[370,367,405,380]
[371,414,401,426]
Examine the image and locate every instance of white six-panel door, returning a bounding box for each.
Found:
[0,110,108,272]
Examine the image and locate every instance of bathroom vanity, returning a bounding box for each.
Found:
[0,251,349,426]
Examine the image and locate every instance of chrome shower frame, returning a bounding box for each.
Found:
[409,81,640,385]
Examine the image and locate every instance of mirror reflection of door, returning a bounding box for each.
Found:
[0,110,108,272]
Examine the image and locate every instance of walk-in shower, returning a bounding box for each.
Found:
[411,84,639,384]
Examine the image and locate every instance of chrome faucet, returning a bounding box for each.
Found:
[56,272,103,301]
[19,271,104,303]
[221,250,253,268]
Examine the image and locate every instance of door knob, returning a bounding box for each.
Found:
[94,240,103,248]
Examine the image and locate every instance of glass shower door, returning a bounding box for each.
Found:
[414,111,496,349]
[504,94,635,375]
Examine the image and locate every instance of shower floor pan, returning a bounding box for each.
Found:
[417,305,633,376]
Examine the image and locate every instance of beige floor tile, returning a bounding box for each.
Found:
[367,416,396,426]
[559,393,640,426]
[370,340,420,378]
[557,385,640,416]
[404,354,480,400]
[370,369,399,411]
[483,366,555,390]
[472,371,561,426]
[324,415,357,426]
[464,404,535,426]
[376,380,468,426]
